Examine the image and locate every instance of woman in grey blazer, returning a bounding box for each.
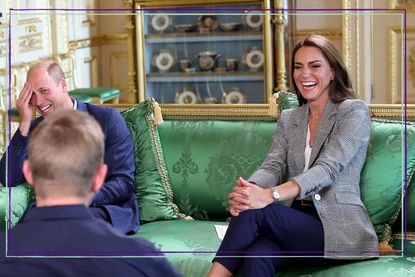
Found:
[208,35,379,277]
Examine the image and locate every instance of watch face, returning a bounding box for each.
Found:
[272,188,280,200]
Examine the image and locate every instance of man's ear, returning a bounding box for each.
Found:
[91,164,107,193]
[22,160,35,189]
[60,78,68,94]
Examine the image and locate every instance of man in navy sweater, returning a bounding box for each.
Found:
[0,110,181,277]
[0,61,138,234]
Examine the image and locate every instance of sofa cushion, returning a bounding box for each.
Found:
[0,183,34,231]
[157,120,276,219]
[277,91,299,112]
[136,220,222,277]
[406,172,415,234]
[360,119,415,243]
[278,250,414,277]
[121,100,183,223]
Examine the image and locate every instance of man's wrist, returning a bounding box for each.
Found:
[19,122,30,137]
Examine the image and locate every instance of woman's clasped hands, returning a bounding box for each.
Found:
[228,177,274,216]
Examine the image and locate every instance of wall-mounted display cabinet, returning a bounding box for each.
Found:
[134,0,286,117]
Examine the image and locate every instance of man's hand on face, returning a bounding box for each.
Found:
[16,82,34,136]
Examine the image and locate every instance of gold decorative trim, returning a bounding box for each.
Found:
[0,42,5,58]
[135,5,146,102]
[18,33,43,53]
[106,103,415,121]
[392,232,415,241]
[389,27,399,104]
[388,27,415,104]
[52,0,69,54]
[110,51,129,88]
[17,18,42,25]
[355,1,360,98]
[293,29,342,41]
[145,103,185,218]
[69,34,128,50]
[159,104,275,119]
[409,46,415,85]
[83,56,99,88]
[368,104,415,119]
[273,0,288,92]
[80,0,96,27]
[26,25,37,33]
[389,0,415,12]
[343,0,352,73]
[126,15,137,103]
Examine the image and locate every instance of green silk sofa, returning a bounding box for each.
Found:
[1,95,415,277]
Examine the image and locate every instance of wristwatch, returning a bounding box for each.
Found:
[271,187,281,202]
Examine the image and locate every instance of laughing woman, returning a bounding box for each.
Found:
[208,35,378,277]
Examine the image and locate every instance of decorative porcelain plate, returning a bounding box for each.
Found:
[242,47,264,72]
[150,15,172,33]
[175,87,199,104]
[242,13,263,31]
[222,88,247,104]
[151,50,176,73]
[197,15,218,32]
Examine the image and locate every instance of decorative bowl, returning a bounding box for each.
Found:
[196,51,221,71]
[219,22,241,32]
[174,24,197,33]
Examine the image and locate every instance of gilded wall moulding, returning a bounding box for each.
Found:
[69,34,128,50]
[389,0,415,12]
[293,29,342,42]
[409,45,415,86]
[18,33,42,53]
[83,56,99,88]
[17,18,42,25]
[103,103,415,121]
[110,51,129,89]
[26,25,37,33]
[0,44,5,58]
[388,27,415,104]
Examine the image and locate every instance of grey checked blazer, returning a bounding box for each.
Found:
[249,99,379,258]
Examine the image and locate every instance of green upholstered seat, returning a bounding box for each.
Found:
[135,220,222,276]
[69,87,120,103]
[72,95,93,103]
[0,183,35,231]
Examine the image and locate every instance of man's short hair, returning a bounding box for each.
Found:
[27,61,65,86]
[46,62,65,86]
[28,110,104,198]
